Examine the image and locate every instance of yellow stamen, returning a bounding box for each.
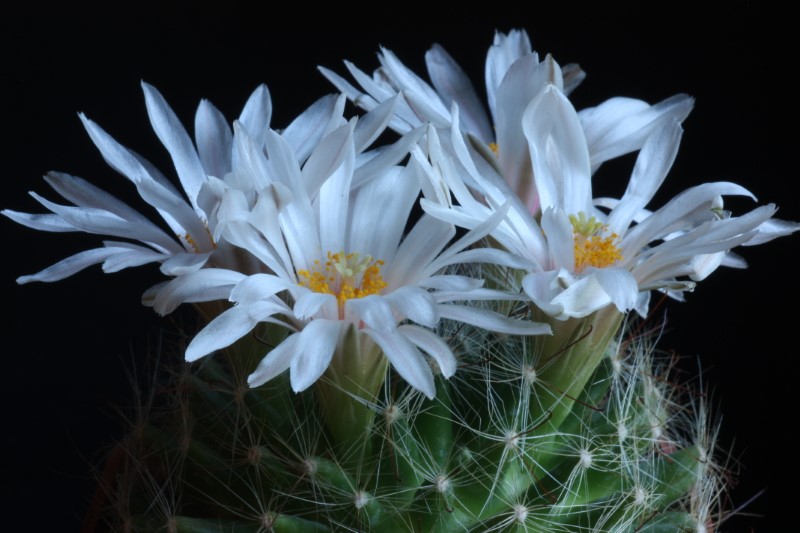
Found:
[297,251,388,310]
[180,226,217,252]
[182,233,200,253]
[569,212,623,272]
[488,142,499,156]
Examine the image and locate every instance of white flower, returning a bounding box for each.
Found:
[154,118,549,399]
[321,29,692,214]
[3,82,273,283]
[420,84,799,320]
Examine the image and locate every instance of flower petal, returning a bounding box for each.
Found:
[363,328,435,399]
[426,43,493,143]
[523,84,592,215]
[353,95,398,153]
[579,94,694,172]
[195,98,233,179]
[294,292,338,321]
[485,29,533,124]
[398,324,456,378]
[347,294,396,333]
[384,286,439,328]
[16,247,126,284]
[248,332,299,388]
[497,55,564,206]
[2,210,77,232]
[607,119,683,236]
[590,267,640,314]
[282,94,340,164]
[141,82,208,213]
[437,304,551,335]
[186,302,277,362]
[154,268,246,315]
[290,320,344,392]
[238,84,272,148]
[159,251,212,276]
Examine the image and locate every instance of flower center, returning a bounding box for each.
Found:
[297,251,388,308]
[569,212,622,272]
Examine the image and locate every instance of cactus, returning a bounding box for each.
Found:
[7,27,794,533]
[86,281,726,532]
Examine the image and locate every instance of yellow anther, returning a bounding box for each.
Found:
[488,142,499,156]
[180,227,217,252]
[297,251,388,310]
[570,212,623,272]
[183,233,200,253]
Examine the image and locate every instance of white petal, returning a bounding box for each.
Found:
[742,217,800,246]
[548,274,614,319]
[720,251,747,269]
[316,127,355,253]
[349,166,418,261]
[352,126,424,188]
[248,333,299,388]
[232,122,272,190]
[426,44,493,143]
[363,328,435,399]
[497,54,564,204]
[485,29,533,124]
[561,63,586,95]
[294,292,338,320]
[318,66,378,110]
[384,286,439,328]
[230,273,295,304]
[141,281,168,307]
[347,294,397,333]
[44,171,153,225]
[607,119,683,236]
[101,250,166,273]
[195,99,233,179]
[687,252,726,281]
[435,247,534,271]
[2,210,77,232]
[622,182,755,257]
[523,84,592,215]
[398,324,456,378]
[379,47,449,117]
[387,215,454,287]
[590,268,640,314]
[521,271,567,317]
[417,275,484,292]
[353,96,398,153]
[428,202,511,273]
[579,94,694,171]
[635,290,651,317]
[541,207,574,270]
[79,114,211,251]
[290,320,343,392]
[302,123,353,195]
[141,82,207,212]
[159,251,212,276]
[153,268,245,315]
[239,84,272,148]
[437,304,551,336]
[265,132,320,270]
[28,192,179,254]
[186,303,275,362]
[344,60,398,104]
[432,287,528,304]
[282,94,339,164]
[16,247,124,284]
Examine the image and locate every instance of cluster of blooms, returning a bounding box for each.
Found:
[6,30,796,399]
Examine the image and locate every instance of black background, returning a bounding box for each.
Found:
[2,7,791,531]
